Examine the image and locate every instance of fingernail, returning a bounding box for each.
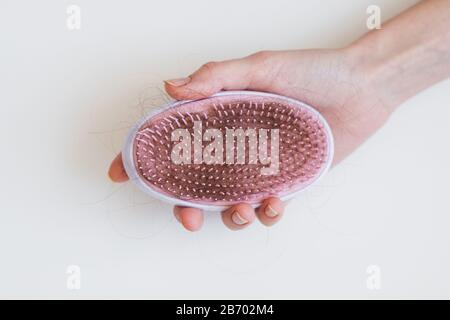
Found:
[265,205,279,218]
[231,212,248,225]
[164,77,191,87]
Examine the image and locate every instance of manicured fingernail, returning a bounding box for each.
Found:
[231,212,248,225]
[265,205,279,218]
[164,77,191,87]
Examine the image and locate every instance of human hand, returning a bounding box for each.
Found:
[108,46,394,231]
[106,0,450,232]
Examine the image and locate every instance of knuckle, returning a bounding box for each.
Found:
[251,50,273,62]
[200,61,220,74]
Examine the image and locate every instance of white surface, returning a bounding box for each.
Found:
[1,0,449,299]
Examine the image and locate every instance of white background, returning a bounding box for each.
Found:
[1,0,449,299]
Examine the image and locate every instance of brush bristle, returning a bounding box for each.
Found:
[132,94,330,206]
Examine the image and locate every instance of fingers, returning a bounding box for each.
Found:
[174,197,284,232]
[108,153,129,182]
[221,203,257,231]
[164,51,279,100]
[173,206,204,232]
[221,198,284,230]
[255,197,284,226]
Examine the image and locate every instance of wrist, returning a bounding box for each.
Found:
[345,37,422,114]
[345,7,450,111]
[340,41,400,113]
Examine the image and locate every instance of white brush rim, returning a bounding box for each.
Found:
[122,90,334,212]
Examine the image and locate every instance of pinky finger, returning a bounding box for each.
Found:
[173,206,204,232]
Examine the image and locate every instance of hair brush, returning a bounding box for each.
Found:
[122,91,334,211]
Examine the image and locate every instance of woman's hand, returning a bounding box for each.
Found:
[109,46,391,231]
[109,0,450,232]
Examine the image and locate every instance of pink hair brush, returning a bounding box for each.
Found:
[122,91,334,211]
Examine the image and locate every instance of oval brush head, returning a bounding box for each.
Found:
[122,91,334,211]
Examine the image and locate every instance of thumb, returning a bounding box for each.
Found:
[164,51,279,100]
